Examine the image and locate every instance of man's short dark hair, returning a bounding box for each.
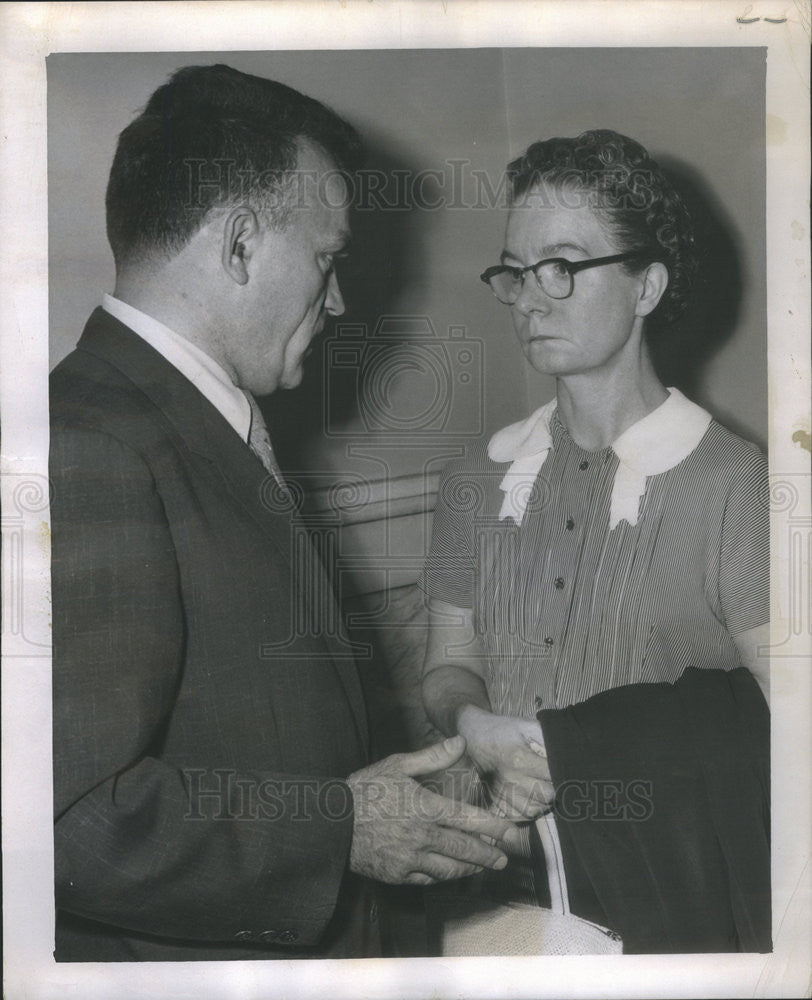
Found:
[105,63,363,269]
[507,129,697,327]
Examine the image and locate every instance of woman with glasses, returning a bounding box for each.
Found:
[420,130,770,954]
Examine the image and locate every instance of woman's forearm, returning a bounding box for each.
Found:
[422,664,492,738]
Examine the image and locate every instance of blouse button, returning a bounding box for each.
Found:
[554,577,565,589]
[566,518,575,531]
[579,460,589,470]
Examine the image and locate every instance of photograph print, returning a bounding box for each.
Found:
[47,45,771,963]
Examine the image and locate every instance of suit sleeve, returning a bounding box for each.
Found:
[51,426,354,946]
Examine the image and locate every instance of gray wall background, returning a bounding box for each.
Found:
[48,48,767,463]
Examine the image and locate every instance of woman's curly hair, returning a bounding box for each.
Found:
[507,129,697,326]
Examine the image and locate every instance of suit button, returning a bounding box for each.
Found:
[278,929,299,944]
[259,930,278,943]
[554,577,565,589]
[566,518,575,531]
[234,930,254,942]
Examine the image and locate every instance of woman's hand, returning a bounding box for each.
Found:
[422,598,554,820]
[457,706,554,820]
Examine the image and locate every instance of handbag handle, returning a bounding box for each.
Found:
[486,739,570,914]
[534,811,570,916]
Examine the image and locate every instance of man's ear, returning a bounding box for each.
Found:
[635,261,669,318]
[221,206,260,286]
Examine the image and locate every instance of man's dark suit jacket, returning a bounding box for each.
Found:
[50,308,377,961]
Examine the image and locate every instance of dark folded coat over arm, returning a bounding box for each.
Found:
[536,667,770,954]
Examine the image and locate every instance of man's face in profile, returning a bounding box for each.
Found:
[226,142,352,397]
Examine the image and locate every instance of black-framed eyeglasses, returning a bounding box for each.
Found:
[480,252,644,304]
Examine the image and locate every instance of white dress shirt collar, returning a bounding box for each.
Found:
[102,293,252,442]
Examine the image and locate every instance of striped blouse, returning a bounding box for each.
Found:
[420,392,769,716]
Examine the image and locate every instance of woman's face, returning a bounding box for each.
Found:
[503,182,649,380]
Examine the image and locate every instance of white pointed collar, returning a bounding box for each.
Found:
[102,294,252,442]
[487,388,712,529]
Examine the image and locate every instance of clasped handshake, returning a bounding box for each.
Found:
[346,733,532,886]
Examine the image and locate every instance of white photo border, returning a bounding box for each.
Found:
[1,2,809,998]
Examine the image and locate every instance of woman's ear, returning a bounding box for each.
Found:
[221,206,260,286]
[635,261,669,318]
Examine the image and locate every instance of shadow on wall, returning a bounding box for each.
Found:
[648,156,747,431]
[265,139,435,469]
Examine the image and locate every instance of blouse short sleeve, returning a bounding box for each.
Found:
[718,446,770,634]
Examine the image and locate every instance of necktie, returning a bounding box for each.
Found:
[245,391,286,490]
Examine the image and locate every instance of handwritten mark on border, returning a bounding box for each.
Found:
[737,4,788,21]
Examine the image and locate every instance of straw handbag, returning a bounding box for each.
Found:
[430,811,623,956]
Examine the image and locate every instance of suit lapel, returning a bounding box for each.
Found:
[75,309,370,753]
[76,310,293,548]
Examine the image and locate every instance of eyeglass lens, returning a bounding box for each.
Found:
[490,261,572,303]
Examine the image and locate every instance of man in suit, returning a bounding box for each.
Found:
[50,63,518,962]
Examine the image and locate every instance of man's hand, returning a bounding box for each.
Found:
[457,707,554,820]
[347,735,522,886]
